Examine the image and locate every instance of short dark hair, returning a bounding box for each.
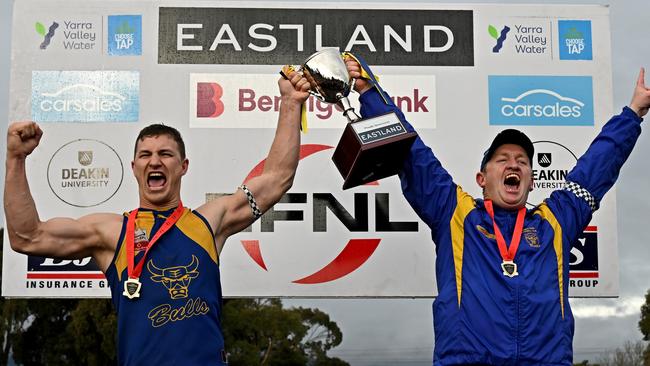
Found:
[134,124,186,160]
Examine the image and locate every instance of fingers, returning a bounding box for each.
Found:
[637,67,646,88]
[290,72,310,92]
[10,121,40,140]
[345,59,362,78]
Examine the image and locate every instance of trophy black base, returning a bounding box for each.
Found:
[332,112,417,190]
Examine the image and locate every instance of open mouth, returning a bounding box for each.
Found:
[503,173,521,193]
[147,172,167,189]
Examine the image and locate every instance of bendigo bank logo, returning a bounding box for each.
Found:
[189,73,434,130]
[197,82,224,118]
[148,255,200,299]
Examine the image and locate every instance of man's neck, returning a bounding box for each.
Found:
[139,198,181,211]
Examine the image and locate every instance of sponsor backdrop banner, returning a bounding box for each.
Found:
[3,1,613,298]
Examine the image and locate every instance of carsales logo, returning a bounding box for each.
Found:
[488,75,594,126]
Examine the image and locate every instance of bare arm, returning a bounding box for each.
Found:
[197,72,310,252]
[4,121,121,272]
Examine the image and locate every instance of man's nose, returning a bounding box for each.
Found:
[148,154,162,166]
[506,158,520,169]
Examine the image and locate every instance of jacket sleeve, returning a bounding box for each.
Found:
[546,106,643,238]
[358,86,459,234]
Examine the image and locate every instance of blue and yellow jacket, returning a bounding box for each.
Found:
[359,87,642,365]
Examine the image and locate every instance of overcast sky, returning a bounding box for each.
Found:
[1,0,649,364]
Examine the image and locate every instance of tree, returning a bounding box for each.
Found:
[2,229,347,365]
[640,288,650,365]
[596,340,645,366]
[222,299,349,365]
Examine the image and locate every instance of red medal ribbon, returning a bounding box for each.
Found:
[126,202,185,280]
[484,200,526,263]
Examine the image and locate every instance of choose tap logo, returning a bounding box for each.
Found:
[559,20,592,60]
[488,75,594,126]
[108,15,142,56]
[31,71,139,122]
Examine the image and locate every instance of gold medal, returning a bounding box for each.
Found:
[501,260,519,278]
[123,277,142,299]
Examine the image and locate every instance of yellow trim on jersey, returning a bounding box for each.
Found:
[176,209,219,265]
[450,186,476,308]
[115,211,155,282]
[534,203,565,319]
[114,209,218,281]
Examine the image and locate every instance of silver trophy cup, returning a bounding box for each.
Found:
[295,48,361,122]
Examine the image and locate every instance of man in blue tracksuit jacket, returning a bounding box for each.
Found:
[346,58,650,365]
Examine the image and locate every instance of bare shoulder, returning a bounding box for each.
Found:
[79,212,124,272]
[81,212,124,243]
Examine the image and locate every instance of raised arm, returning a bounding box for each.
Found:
[197,72,310,252]
[4,121,121,272]
[547,68,649,233]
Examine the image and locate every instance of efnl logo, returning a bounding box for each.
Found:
[32,71,139,122]
[108,15,142,56]
[488,75,593,126]
[559,20,592,60]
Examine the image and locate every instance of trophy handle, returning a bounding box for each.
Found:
[308,90,326,102]
[336,94,361,123]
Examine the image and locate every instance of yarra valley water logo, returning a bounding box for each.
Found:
[488,24,510,53]
[36,21,59,49]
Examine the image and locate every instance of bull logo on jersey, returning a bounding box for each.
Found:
[147,255,199,299]
[523,227,540,248]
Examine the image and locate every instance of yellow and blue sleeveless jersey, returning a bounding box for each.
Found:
[359,87,643,365]
[106,207,226,365]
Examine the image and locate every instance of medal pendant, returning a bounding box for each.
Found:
[501,260,519,278]
[123,277,142,299]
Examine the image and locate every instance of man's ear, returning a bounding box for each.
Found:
[529,175,534,192]
[181,158,189,176]
[476,171,486,188]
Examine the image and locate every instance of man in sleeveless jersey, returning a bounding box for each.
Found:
[345,57,650,365]
[4,71,310,365]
